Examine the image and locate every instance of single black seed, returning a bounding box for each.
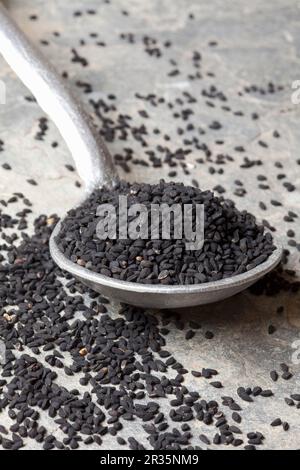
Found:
[271,418,282,427]
[282,371,293,380]
[191,371,201,377]
[2,163,11,170]
[232,412,241,424]
[285,398,294,406]
[205,331,214,340]
[260,390,273,397]
[233,438,243,447]
[199,434,210,445]
[117,437,126,445]
[290,394,300,401]
[185,330,195,340]
[282,422,289,431]
[210,381,223,389]
[27,178,38,186]
[252,387,262,397]
[270,371,278,382]
[268,325,276,335]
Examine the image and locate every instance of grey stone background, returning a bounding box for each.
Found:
[0,0,299,450]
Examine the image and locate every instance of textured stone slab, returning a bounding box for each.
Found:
[0,0,299,450]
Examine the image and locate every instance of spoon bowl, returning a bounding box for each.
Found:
[50,222,282,308]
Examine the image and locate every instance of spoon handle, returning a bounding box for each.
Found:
[0,4,117,190]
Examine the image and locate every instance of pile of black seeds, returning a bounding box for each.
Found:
[55,180,276,285]
[0,206,298,451]
[0,1,299,451]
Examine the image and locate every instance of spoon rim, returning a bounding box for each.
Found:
[50,221,283,295]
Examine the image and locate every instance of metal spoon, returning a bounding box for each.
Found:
[0,4,282,308]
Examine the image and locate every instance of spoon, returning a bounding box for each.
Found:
[0,4,282,308]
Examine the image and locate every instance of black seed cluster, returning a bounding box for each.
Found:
[56,180,276,285]
[0,201,298,450]
[0,1,299,452]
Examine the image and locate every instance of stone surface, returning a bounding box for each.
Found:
[0,0,299,450]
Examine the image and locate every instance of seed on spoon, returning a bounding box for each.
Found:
[158,270,170,280]
[56,180,276,286]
